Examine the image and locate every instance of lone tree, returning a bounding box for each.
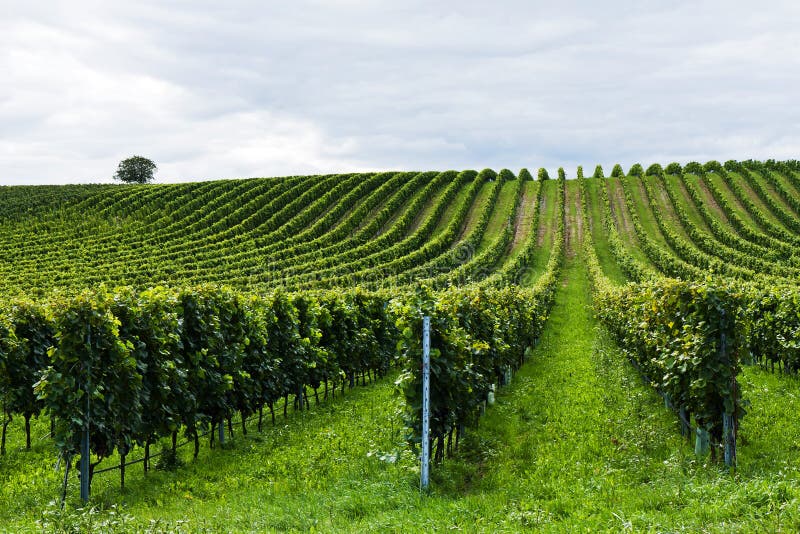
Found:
[114,156,157,184]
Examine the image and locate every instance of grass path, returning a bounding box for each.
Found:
[412,250,696,531]
[523,180,557,284]
[583,179,627,285]
[408,249,800,532]
[476,180,520,254]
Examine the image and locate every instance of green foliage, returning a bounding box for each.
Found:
[592,164,604,179]
[497,168,516,181]
[724,159,742,172]
[645,163,664,177]
[35,289,143,461]
[576,165,584,179]
[477,168,498,182]
[595,279,746,444]
[742,285,800,372]
[684,161,705,177]
[391,281,556,461]
[740,165,800,235]
[154,445,183,471]
[0,316,19,455]
[392,177,564,461]
[537,168,550,181]
[38,503,136,532]
[703,160,723,174]
[0,301,53,453]
[110,287,185,451]
[610,164,625,178]
[113,156,157,184]
[557,167,566,181]
[628,163,644,177]
[1,158,800,509]
[580,160,800,454]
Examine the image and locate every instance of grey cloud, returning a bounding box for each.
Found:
[1,1,798,184]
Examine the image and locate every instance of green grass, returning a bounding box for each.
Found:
[431,178,476,238]
[660,175,712,233]
[450,180,493,247]
[475,181,519,254]
[617,177,667,249]
[703,173,767,235]
[4,174,800,532]
[774,170,800,198]
[522,180,557,284]
[1,377,421,532]
[728,172,782,228]
[643,176,695,244]
[404,177,453,236]
[758,175,799,218]
[405,249,800,532]
[503,181,540,264]
[602,178,658,271]
[686,174,733,225]
[584,179,627,285]
[6,245,800,532]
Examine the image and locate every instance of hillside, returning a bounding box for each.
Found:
[2,160,800,531]
[0,170,542,296]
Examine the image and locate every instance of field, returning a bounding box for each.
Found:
[1,161,800,532]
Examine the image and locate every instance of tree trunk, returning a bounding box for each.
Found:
[1,412,11,455]
[144,439,150,473]
[447,429,453,457]
[120,453,126,489]
[25,414,32,450]
[89,459,102,493]
[61,454,71,509]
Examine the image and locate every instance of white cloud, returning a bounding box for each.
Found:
[0,1,798,185]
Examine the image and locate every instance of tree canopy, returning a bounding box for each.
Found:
[114,156,157,184]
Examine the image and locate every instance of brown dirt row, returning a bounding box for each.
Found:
[536,191,548,247]
[512,183,537,249]
[608,180,633,238]
[693,176,729,225]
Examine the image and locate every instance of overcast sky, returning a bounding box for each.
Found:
[1,1,799,185]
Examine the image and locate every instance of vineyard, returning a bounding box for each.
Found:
[2,160,800,531]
